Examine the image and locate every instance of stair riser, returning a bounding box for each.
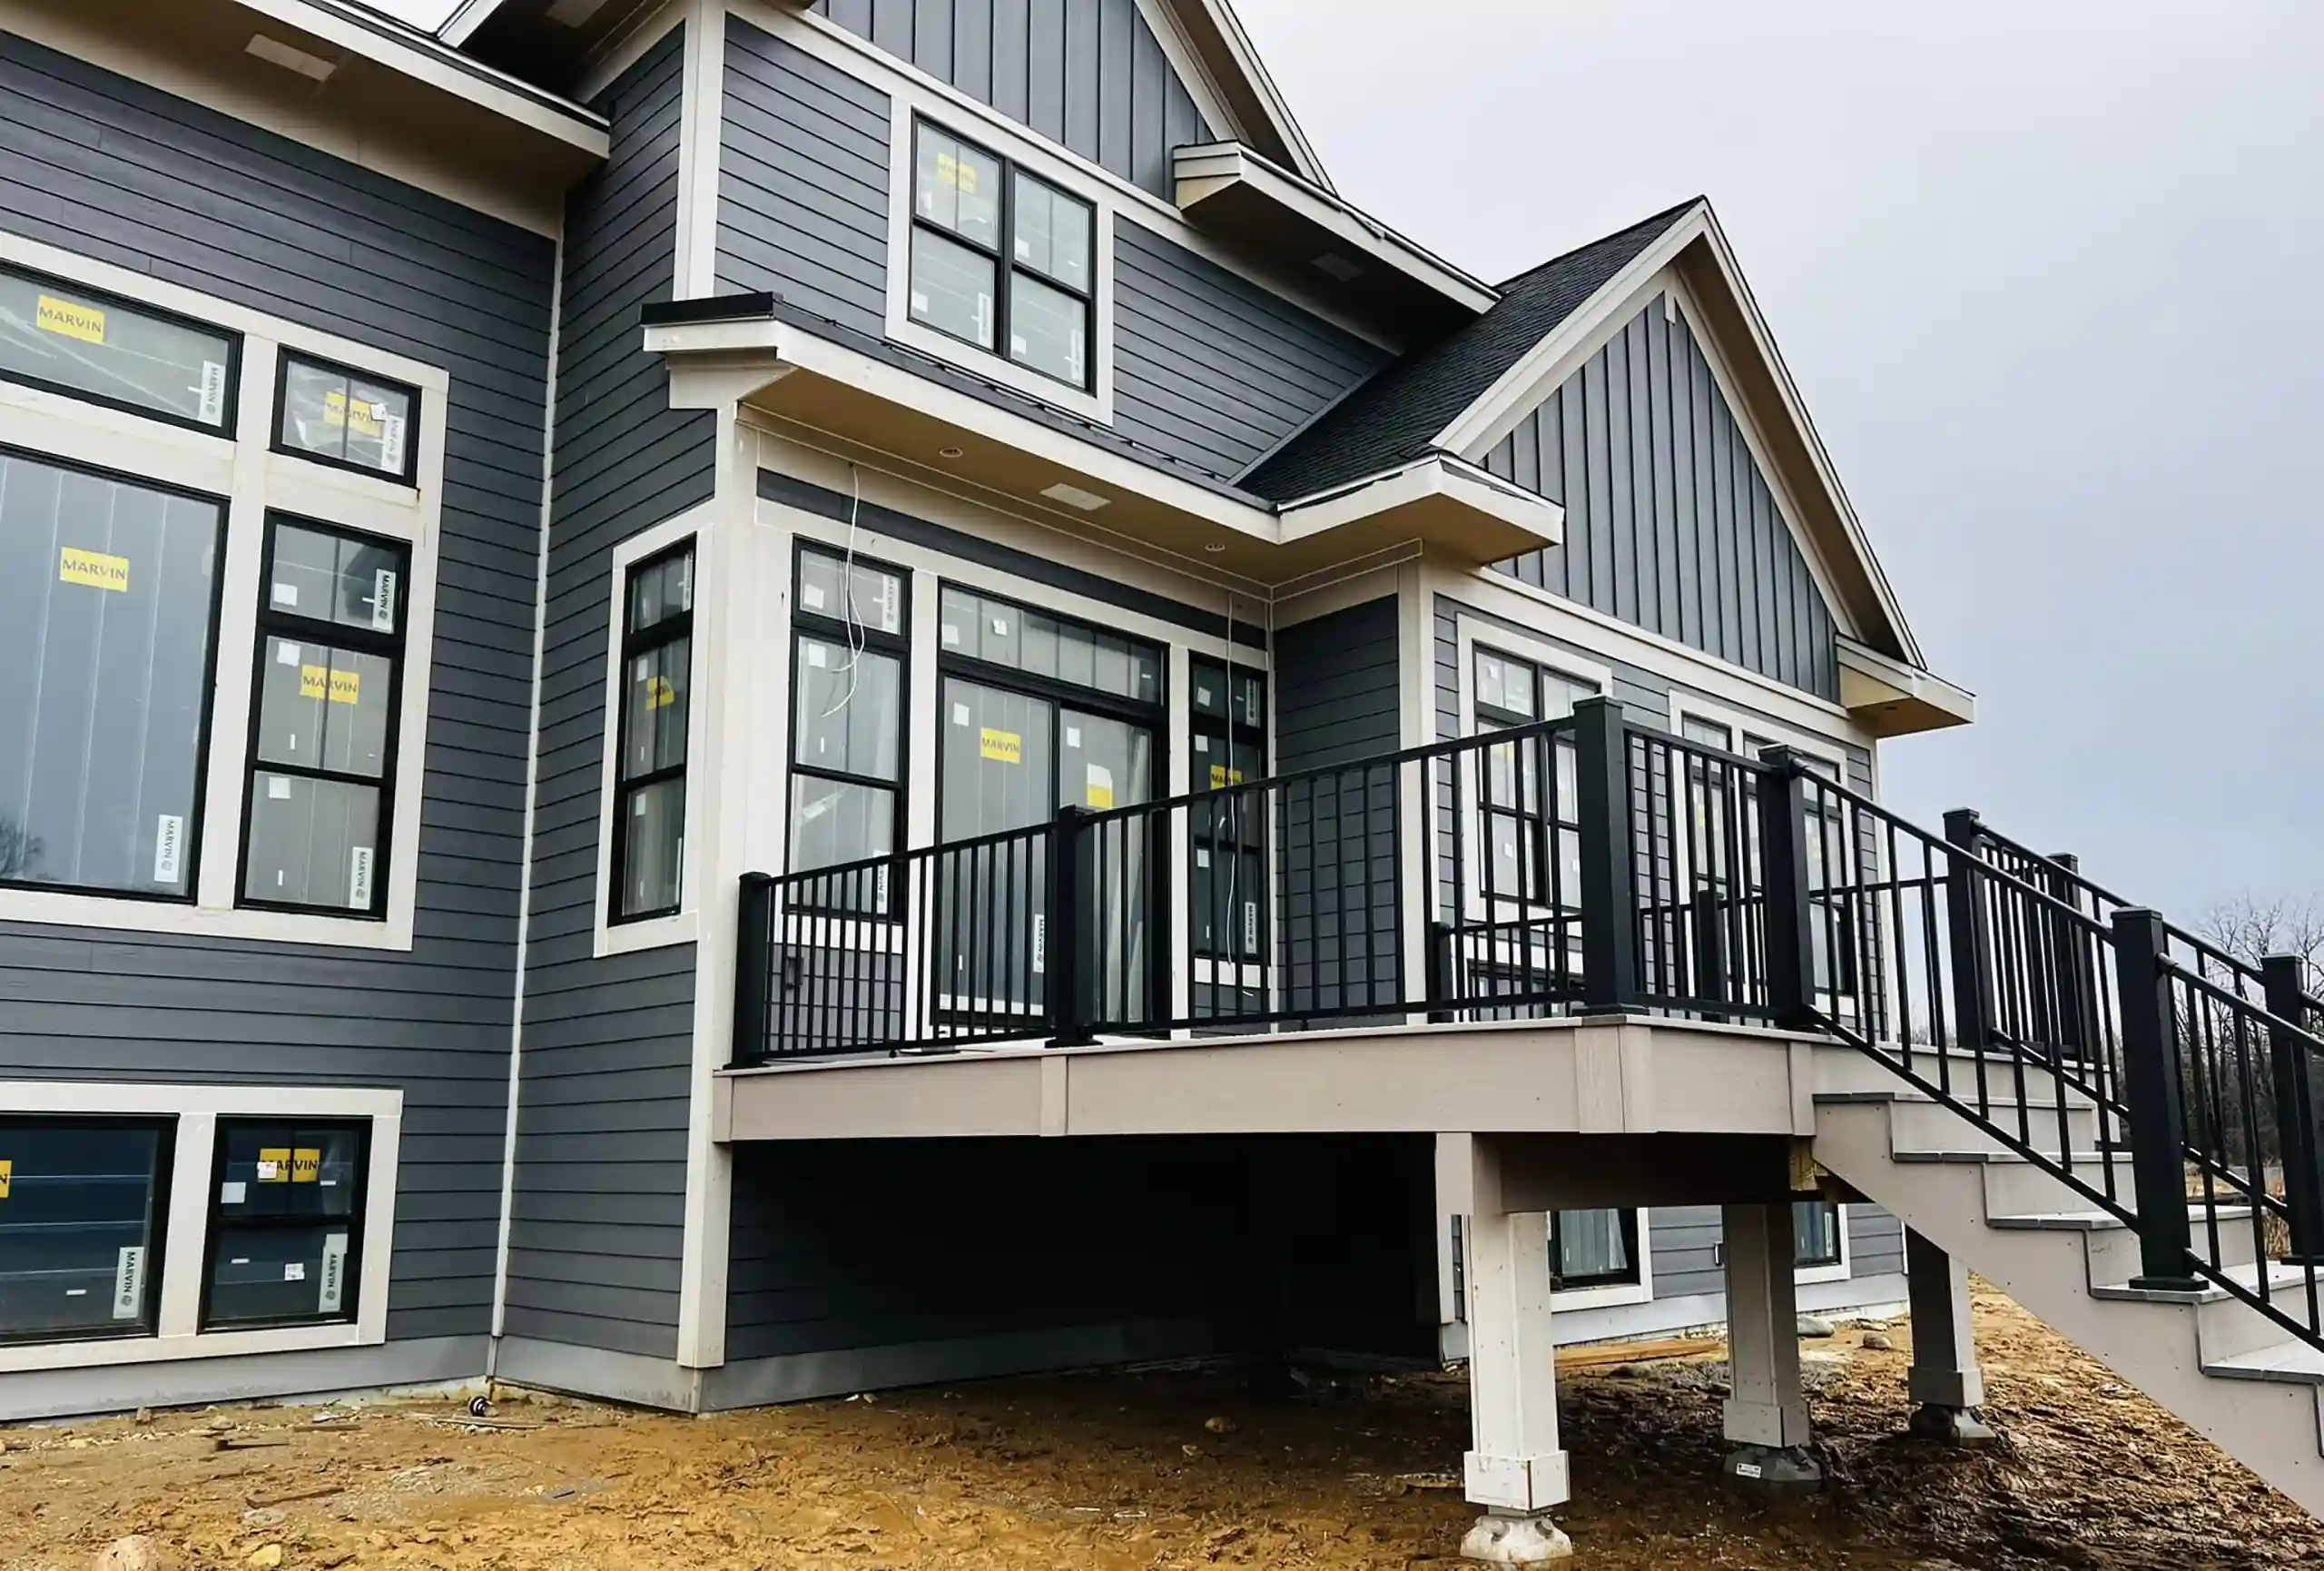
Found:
[1817,1047,2094,1112]
[1981,1160,2109,1217]
[2082,1221,2261,1286]
[1886,1098,2101,1157]
[2200,1295,2319,1364]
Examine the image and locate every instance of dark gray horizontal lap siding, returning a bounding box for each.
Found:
[505,27,714,1364]
[1645,1205,1907,1304]
[1484,302,1839,700]
[811,0,1208,197]
[1113,224,1388,481]
[0,32,555,1343]
[718,17,891,334]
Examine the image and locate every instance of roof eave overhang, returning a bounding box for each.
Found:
[1837,637,1975,737]
[1174,0,1334,193]
[231,0,608,160]
[1175,143,1497,329]
[643,303,1545,588]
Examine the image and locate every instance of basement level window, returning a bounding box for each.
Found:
[0,1118,172,1345]
[202,1120,366,1330]
[909,120,1094,392]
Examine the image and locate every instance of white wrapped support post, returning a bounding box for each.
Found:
[1460,1137,1572,1564]
[1904,1228,1997,1442]
[1720,1201,1821,1485]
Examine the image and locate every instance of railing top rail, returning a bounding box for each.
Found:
[2159,953,2324,1057]
[1633,724,1778,779]
[1788,770,2118,941]
[1972,820,2136,903]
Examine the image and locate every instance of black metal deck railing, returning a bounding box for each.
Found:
[731,697,2324,1354]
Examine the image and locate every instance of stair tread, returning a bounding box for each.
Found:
[1817,1088,2098,1112]
[2093,1260,2324,1306]
[1987,1206,2254,1232]
[2205,1339,2324,1385]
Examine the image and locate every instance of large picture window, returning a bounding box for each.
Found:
[242,519,408,915]
[789,548,908,905]
[202,1120,365,1330]
[611,541,694,923]
[0,264,239,433]
[0,449,225,899]
[910,121,1095,391]
[0,1118,172,1345]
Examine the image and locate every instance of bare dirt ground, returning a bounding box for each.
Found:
[5,1289,2319,1570]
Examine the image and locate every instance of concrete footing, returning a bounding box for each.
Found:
[1461,1510,1575,1564]
[1908,1402,1998,1444]
[1723,1442,1825,1487]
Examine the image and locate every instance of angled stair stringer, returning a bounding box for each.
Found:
[1811,1048,2324,1518]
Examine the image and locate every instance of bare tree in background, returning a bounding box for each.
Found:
[2199,892,2324,993]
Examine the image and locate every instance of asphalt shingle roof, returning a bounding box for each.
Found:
[1240,199,1702,503]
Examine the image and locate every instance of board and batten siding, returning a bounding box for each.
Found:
[503,27,716,1363]
[1113,223,1389,482]
[718,15,891,335]
[0,31,556,1342]
[1483,300,1840,701]
[809,0,1210,198]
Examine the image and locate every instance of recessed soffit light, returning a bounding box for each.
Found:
[1204,542,1227,553]
[938,446,964,459]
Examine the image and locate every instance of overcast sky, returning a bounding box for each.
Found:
[1239,0,2324,919]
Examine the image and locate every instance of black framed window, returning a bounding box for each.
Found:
[0,265,239,433]
[790,547,909,909]
[274,351,419,483]
[611,541,694,923]
[202,1120,365,1329]
[1190,657,1265,962]
[937,587,1166,1021]
[0,448,226,900]
[1550,1208,1640,1292]
[910,120,1095,391]
[1472,649,1595,909]
[242,518,408,916]
[1793,1200,1844,1270]
[0,1117,172,1345]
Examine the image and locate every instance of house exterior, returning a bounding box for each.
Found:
[6,0,2322,1556]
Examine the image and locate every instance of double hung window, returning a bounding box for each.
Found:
[910,122,1095,391]
[611,543,694,924]
[0,1118,172,1344]
[202,1120,365,1330]
[789,548,908,908]
[242,519,408,914]
[1190,658,1266,964]
[0,450,225,899]
[1472,649,1595,911]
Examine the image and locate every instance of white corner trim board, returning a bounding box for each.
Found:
[0,1082,401,1376]
[0,228,447,953]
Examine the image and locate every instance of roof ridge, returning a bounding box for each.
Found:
[1492,195,1706,292]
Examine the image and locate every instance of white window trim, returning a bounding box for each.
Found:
[1664,691,1848,779]
[0,229,446,952]
[595,503,718,959]
[1796,1200,1854,1286]
[1551,1205,1655,1311]
[1453,614,1613,928]
[0,1081,400,1374]
[882,94,1118,427]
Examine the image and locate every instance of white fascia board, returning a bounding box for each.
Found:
[1275,455,1562,548]
[436,0,502,44]
[231,0,610,156]
[1837,637,1976,725]
[1173,143,1498,315]
[645,316,1285,545]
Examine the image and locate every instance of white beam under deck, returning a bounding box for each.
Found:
[714,1014,1825,1143]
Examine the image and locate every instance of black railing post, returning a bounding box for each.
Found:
[1571,697,1636,1014]
[1942,810,1996,1054]
[1048,805,1095,1047]
[1690,886,1728,1023]
[2111,907,2199,1289]
[733,873,774,1065]
[1755,746,1818,1029]
[2262,953,2324,1265]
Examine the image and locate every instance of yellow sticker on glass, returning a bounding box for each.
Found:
[60,548,130,593]
[1086,763,1115,810]
[979,727,1022,765]
[1208,765,1246,789]
[291,1148,321,1184]
[35,294,104,343]
[646,675,676,710]
[257,1147,291,1183]
[300,666,361,705]
[322,388,384,434]
[0,1159,11,1200]
[935,151,979,194]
